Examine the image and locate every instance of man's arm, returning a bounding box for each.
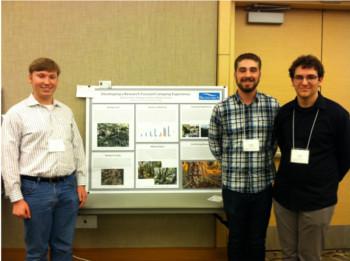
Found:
[71,115,88,207]
[2,111,33,218]
[1,112,24,202]
[208,104,223,160]
[337,110,350,181]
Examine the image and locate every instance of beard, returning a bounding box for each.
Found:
[236,77,259,93]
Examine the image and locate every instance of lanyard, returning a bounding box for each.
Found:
[292,108,319,149]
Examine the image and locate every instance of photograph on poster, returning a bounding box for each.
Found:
[154,167,177,185]
[180,104,214,140]
[182,160,221,189]
[136,144,179,188]
[182,124,199,137]
[92,104,134,151]
[136,104,178,143]
[97,123,129,147]
[91,152,134,189]
[101,169,124,185]
[200,124,209,137]
[138,161,162,179]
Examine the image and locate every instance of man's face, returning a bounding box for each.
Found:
[29,70,58,103]
[292,66,322,100]
[235,59,261,93]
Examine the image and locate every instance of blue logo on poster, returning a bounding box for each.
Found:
[199,92,220,100]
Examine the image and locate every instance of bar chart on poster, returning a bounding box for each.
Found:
[80,86,227,213]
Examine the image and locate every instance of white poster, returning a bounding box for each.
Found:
[91,104,134,151]
[85,86,227,192]
[135,144,179,189]
[91,152,134,189]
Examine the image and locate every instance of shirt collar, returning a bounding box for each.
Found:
[292,92,326,110]
[26,94,61,107]
[233,91,260,104]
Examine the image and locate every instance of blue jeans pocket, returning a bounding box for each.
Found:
[66,175,77,188]
[21,180,38,195]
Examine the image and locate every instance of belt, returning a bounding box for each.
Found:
[21,174,71,183]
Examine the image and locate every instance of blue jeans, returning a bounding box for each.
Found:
[222,186,272,261]
[21,174,79,261]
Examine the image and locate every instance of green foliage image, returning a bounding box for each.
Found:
[138,161,162,179]
[182,124,199,137]
[97,123,129,147]
[101,169,124,185]
[154,167,177,185]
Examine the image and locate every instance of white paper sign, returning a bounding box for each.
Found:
[76,85,95,98]
[207,195,223,203]
[99,80,112,88]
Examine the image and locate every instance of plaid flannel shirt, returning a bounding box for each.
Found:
[209,92,279,193]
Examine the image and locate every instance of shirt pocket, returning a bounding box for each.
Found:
[22,124,50,150]
[52,115,73,142]
[257,113,274,148]
[222,118,243,152]
[22,121,49,138]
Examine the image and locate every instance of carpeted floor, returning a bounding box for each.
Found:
[266,249,350,261]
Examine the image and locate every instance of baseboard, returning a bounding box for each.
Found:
[2,248,227,261]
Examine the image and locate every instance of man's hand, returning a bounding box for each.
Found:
[12,199,31,219]
[77,185,88,208]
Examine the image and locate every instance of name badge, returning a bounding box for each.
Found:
[48,139,65,152]
[243,139,260,152]
[290,149,309,164]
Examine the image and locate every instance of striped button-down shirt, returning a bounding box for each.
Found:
[1,94,86,202]
[209,92,279,193]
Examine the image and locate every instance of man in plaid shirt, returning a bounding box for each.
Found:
[209,53,279,261]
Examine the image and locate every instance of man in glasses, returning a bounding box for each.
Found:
[209,53,279,261]
[2,58,88,260]
[273,55,350,261]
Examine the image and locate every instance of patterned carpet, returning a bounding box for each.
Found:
[266,250,350,261]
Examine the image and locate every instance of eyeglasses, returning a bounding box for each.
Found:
[293,75,318,83]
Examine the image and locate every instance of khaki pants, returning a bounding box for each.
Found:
[273,200,335,261]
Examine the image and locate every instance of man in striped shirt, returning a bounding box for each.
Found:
[2,58,88,261]
[209,53,279,261]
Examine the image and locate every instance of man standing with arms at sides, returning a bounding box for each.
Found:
[2,57,88,261]
[209,53,279,261]
[273,55,350,261]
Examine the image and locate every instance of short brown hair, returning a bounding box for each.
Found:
[288,55,324,79]
[29,57,61,75]
[234,53,262,71]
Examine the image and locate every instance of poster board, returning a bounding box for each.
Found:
[82,86,227,213]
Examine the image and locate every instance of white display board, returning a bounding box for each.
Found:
[86,86,226,193]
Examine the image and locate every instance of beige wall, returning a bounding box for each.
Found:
[235,8,322,105]
[2,1,217,135]
[1,1,218,248]
[234,7,350,225]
